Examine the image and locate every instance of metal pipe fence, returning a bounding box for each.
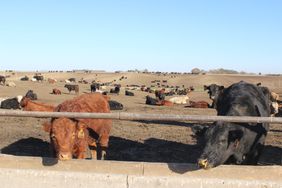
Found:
[0,110,281,124]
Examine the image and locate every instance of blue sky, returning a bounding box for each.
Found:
[0,0,281,73]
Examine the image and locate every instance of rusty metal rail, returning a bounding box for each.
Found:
[0,110,281,124]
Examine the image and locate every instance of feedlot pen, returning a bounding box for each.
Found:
[0,110,281,165]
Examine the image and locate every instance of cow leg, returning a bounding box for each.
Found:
[89,142,97,159]
[99,134,109,160]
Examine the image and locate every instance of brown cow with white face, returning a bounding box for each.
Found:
[43,93,112,161]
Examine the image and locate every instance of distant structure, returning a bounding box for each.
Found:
[191,68,201,75]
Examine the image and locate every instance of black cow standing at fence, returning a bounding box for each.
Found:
[0,76,6,85]
[203,84,224,109]
[64,84,79,94]
[194,81,271,169]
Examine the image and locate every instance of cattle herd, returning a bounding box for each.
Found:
[0,73,281,170]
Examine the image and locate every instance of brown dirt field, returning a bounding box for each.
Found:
[0,72,281,165]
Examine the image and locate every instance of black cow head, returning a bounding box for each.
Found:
[193,122,244,169]
[204,84,224,109]
[204,84,224,100]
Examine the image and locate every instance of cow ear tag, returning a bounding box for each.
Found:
[78,129,84,138]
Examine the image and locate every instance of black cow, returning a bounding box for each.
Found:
[90,83,100,93]
[25,90,38,100]
[0,76,6,85]
[155,89,165,100]
[1,97,21,109]
[64,84,79,94]
[20,76,29,81]
[203,84,224,109]
[125,90,134,96]
[110,85,121,95]
[68,78,76,82]
[33,75,44,81]
[145,95,159,105]
[195,81,270,169]
[108,100,123,110]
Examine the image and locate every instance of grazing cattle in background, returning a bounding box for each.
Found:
[108,100,124,110]
[195,81,270,169]
[168,95,189,104]
[20,76,29,81]
[256,84,279,116]
[110,85,121,95]
[20,97,55,112]
[64,79,71,83]
[145,96,173,106]
[155,89,165,100]
[0,76,6,85]
[0,97,9,107]
[6,82,16,87]
[157,100,173,106]
[146,95,159,105]
[43,93,112,161]
[25,90,38,100]
[204,84,225,109]
[90,83,100,93]
[0,96,22,109]
[52,88,62,95]
[33,75,44,82]
[48,78,57,84]
[68,78,76,82]
[125,90,134,96]
[64,84,79,94]
[187,100,210,108]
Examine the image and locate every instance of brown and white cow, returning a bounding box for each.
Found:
[43,93,112,161]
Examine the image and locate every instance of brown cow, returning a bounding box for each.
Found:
[52,88,62,95]
[187,100,210,108]
[20,97,55,112]
[43,93,112,161]
[48,78,57,84]
[156,100,173,106]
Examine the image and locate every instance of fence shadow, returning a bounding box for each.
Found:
[133,120,195,127]
[108,136,202,163]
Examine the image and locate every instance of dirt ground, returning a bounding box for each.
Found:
[0,71,281,165]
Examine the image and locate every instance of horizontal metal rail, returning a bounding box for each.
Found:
[0,110,281,124]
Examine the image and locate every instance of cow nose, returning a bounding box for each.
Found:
[58,153,71,161]
[198,159,209,169]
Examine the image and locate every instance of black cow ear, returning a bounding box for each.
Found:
[219,86,225,90]
[191,124,209,137]
[229,130,243,142]
[203,85,209,91]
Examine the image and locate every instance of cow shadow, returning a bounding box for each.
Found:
[108,136,202,163]
[0,137,58,166]
[259,145,282,165]
[1,137,50,157]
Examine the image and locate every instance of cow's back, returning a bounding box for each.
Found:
[56,93,112,136]
[217,81,270,117]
